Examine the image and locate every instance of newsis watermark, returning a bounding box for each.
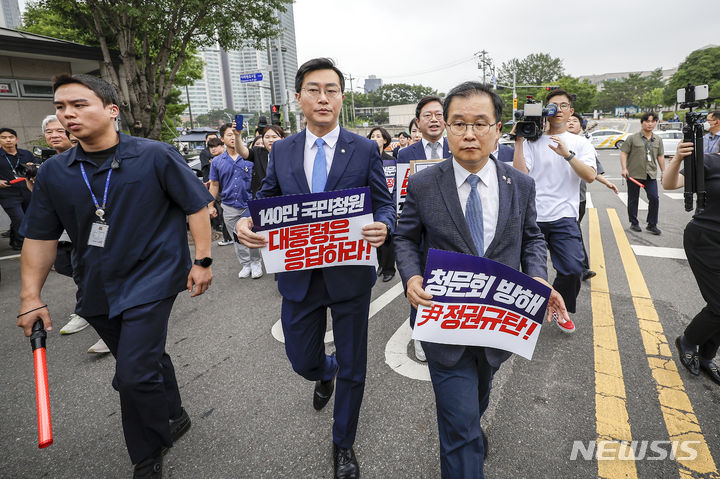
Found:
[570,440,700,461]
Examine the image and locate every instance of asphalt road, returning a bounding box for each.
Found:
[1,120,719,478]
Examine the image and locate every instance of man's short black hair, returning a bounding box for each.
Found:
[295,58,345,93]
[442,82,503,124]
[708,110,720,120]
[205,132,218,140]
[408,118,419,132]
[546,88,572,107]
[207,137,224,148]
[0,127,18,137]
[398,131,411,139]
[367,127,392,150]
[415,95,443,119]
[52,73,119,107]
[218,123,233,138]
[640,111,659,123]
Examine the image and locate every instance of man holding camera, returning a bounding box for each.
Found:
[513,89,596,333]
[0,127,33,250]
[620,112,665,235]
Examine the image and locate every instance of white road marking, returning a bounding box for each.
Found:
[664,192,684,200]
[0,254,20,261]
[631,245,686,260]
[586,192,594,209]
[607,153,620,156]
[384,318,430,381]
[270,281,405,344]
[617,192,648,210]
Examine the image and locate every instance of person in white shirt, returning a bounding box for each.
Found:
[513,89,596,334]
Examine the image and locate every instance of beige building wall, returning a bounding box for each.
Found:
[0,55,72,149]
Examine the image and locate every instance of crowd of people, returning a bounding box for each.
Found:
[4,57,720,479]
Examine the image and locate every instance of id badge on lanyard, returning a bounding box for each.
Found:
[80,160,113,248]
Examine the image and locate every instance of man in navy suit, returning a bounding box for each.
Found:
[394,82,568,478]
[236,58,395,479]
[397,95,452,164]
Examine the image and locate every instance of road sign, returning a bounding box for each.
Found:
[240,72,264,83]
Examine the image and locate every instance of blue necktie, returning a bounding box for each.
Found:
[465,174,485,255]
[311,138,327,193]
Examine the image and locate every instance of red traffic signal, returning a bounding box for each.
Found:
[271,104,279,113]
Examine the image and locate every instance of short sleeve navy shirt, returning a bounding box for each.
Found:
[20,133,214,318]
[208,151,253,209]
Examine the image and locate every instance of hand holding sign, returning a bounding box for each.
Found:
[235,217,267,248]
[407,275,433,309]
[361,222,387,247]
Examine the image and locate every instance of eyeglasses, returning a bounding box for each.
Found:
[301,87,341,99]
[420,112,444,121]
[556,103,572,111]
[447,121,498,137]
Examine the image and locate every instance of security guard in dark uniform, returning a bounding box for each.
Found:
[0,127,34,250]
[17,74,214,478]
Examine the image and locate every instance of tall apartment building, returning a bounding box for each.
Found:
[0,0,21,29]
[183,5,298,122]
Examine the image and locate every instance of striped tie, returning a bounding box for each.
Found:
[465,174,485,255]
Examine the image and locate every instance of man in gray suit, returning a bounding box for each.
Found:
[394,82,568,478]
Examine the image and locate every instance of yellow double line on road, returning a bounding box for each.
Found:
[589,208,717,478]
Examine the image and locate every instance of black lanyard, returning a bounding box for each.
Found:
[3,152,20,175]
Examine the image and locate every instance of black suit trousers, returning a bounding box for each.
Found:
[683,222,720,360]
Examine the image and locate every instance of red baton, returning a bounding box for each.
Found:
[30,320,53,448]
[9,177,27,184]
[627,176,645,189]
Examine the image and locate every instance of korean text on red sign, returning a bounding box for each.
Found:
[248,187,378,274]
[412,249,551,360]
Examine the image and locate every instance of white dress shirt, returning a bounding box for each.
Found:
[421,137,446,159]
[452,158,499,255]
[304,124,340,190]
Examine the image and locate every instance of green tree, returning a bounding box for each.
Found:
[497,53,565,87]
[664,46,720,105]
[21,0,289,140]
[594,69,664,111]
[368,83,438,106]
[549,76,598,113]
[641,87,664,110]
[194,108,243,128]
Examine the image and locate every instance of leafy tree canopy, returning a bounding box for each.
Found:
[21,0,290,140]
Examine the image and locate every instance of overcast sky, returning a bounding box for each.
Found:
[293,0,718,93]
[17,0,717,94]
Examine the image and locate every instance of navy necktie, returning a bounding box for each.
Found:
[465,174,485,255]
[311,137,327,193]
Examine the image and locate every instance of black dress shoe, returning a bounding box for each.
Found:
[170,408,191,442]
[630,224,642,232]
[582,269,596,281]
[646,225,662,235]
[1,230,10,238]
[134,450,163,479]
[675,336,700,376]
[382,272,395,282]
[333,443,359,479]
[313,378,335,411]
[700,360,720,385]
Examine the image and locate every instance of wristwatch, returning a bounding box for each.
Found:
[194,257,213,268]
[564,150,576,162]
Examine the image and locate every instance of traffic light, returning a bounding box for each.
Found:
[271,105,281,126]
[545,86,559,91]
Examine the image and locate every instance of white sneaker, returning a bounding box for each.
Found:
[217,239,233,246]
[60,314,89,335]
[87,338,110,354]
[238,265,252,278]
[414,339,427,362]
[251,262,263,279]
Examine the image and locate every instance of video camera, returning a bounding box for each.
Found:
[512,98,558,142]
[16,162,39,180]
[677,84,709,213]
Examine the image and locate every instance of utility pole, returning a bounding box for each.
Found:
[265,37,276,107]
[345,74,356,124]
[274,38,291,131]
[475,50,494,85]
